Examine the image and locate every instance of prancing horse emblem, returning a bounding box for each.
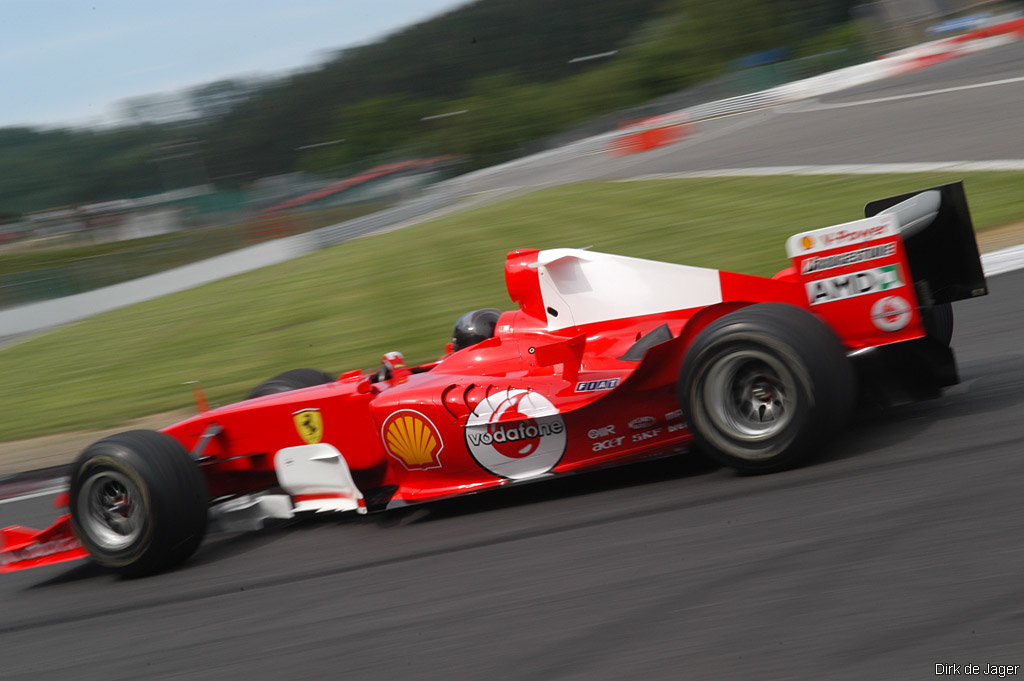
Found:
[293,408,323,444]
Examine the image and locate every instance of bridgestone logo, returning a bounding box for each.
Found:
[806,265,903,305]
[466,420,565,446]
[801,243,896,275]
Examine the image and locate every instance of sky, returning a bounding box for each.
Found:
[0,0,469,129]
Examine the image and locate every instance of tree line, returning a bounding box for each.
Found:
[0,0,862,218]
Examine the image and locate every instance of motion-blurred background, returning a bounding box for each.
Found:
[1,0,1010,309]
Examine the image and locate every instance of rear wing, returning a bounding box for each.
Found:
[784,182,987,351]
[865,181,987,305]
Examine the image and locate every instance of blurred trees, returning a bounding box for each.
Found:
[0,0,864,216]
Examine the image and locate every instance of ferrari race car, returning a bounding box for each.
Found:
[1,182,987,576]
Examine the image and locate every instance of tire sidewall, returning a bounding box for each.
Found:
[686,332,815,470]
[679,303,850,473]
[69,430,208,576]
[71,448,158,569]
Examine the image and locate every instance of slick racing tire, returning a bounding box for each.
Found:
[70,430,208,577]
[249,368,335,399]
[923,302,954,347]
[678,303,854,474]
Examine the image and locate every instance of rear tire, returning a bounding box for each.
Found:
[678,303,854,474]
[70,430,208,576]
[249,368,335,399]
[923,302,954,346]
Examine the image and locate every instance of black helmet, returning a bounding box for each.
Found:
[452,308,501,352]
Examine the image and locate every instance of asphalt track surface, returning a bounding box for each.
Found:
[454,38,1024,195]
[3,44,1024,680]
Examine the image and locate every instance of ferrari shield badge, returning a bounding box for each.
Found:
[293,408,324,444]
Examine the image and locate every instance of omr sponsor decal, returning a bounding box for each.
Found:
[588,425,616,439]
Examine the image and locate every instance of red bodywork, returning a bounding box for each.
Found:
[165,234,921,508]
[5,198,967,572]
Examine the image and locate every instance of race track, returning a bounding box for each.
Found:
[2,41,1024,681]
[454,38,1024,194]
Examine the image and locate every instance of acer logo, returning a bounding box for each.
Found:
[592,436,625,452]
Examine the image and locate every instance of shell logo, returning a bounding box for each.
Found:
[382,410,444,470]
[801,235,814,250]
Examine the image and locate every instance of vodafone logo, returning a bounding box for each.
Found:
[871,295,912,331]
[465,389,566,480]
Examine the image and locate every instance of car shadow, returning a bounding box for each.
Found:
[367,452,720,526]
[25,560,106,588]
[813,351,1024,468]
[21,352,1017,581]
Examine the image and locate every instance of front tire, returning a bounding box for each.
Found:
[678,304,854,473]
[69,430,208,576]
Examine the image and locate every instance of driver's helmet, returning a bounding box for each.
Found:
[451,308,501,352]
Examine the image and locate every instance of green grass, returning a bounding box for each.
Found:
[2,173,1022,442]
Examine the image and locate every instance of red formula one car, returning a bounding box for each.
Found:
[1,182,987,575]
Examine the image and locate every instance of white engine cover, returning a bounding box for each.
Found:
[534,249,723,330]
[275,444,366,514]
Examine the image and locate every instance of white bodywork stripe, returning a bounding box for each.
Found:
[535,248,722,330]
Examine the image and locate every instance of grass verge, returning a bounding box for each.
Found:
[2,173,1022,442]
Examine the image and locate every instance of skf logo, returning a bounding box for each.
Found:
[383,410,444,469]
[801,235,814,250]
[293,409,324,444]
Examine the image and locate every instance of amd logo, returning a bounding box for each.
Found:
[806,266,902,305]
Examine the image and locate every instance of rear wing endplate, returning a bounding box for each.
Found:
[865,181,987,305]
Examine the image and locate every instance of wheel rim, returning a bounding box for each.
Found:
[703,348,797,447]
[77,470,145,551]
